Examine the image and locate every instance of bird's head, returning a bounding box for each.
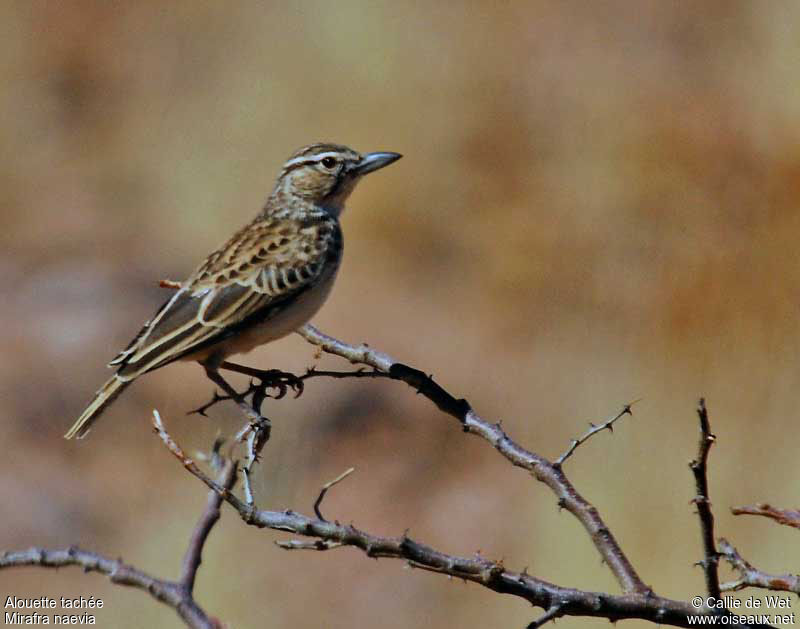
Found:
[272,143,401,216]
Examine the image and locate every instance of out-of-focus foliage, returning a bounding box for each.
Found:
[2,2,800,627]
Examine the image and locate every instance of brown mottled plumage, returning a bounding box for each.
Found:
[66,143,401,439]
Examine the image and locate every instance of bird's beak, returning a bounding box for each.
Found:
[351,151,402,176]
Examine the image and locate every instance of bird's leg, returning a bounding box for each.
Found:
[218,361,304,401]
[201,365,271,445]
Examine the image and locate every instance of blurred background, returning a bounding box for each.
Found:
[3,2,800,627]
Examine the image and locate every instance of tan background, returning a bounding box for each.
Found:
[2,2,800,627]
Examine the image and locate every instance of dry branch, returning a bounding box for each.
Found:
[0,547,218,628]
[4,324,784,628]
[298,324,647,594]
[0,445,237,628]
[555,401,637,466]
[689,398,721,601]
[153,407,712,627]
[718,539,800,594]
[731,504,800,530]
[153,407,771,627]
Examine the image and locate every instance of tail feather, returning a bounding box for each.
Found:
[65,375,131,440]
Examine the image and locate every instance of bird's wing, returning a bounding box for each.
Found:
[110,214,341,379]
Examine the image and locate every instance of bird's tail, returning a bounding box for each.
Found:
[65,374,131,440]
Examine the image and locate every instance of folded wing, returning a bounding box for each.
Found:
[110,213,341,380]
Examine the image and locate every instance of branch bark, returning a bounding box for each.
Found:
[719,539,800,594]
[689,398,721,601]
[153,408,771,628]
[730,504,800,530]
[0,547,219,629]
[297,324,648,594]
[0,454,235,628]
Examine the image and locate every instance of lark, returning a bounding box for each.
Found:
[66,143,401,439]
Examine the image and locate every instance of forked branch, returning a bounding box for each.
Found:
[152,409,717,628]
[0,547,216,627]
[297,324,647,594]
[718,539,800,594]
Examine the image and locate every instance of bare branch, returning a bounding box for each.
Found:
[180,460,236,593]
[689,398,721,600]
[242,467,255,506]
[297,324,648,594]
[301,366,388,382]
[314,467,355,521]
[555,401,639,466]
[718,539,800,594]
[731,504,800,530]
[526,603,565,629]
[154,409,762,627]
[0,547,219,629]
[1,417,241,628]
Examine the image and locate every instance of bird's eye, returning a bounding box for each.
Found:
[321,156,337,169]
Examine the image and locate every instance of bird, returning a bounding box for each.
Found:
[65,143,401,439]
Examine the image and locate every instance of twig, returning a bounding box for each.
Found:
[0,547,219,629]
[153,411,232,499]
[2,414,237,628]
[159,399,780,627]
[718,539,800,594]
[296,324,648,594]
[240,416,270,475]
[689,398,721,601]
[180,460,236,593]
[153,410,764,628]
[731,504,800,530]
[203,367,271,433]
[242,467,255,506]
[314,467,355,521]
[555,401,639,466]
[526,603,565,628]
[301,367,388,382]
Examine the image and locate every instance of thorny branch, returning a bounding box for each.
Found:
[296,324,648,595]
[152,410,729,628]
[718,539,800,594]
[5,324,790,627]
[689,398,721,601]
[0,443,236,628]
[0,547,215,628]
[717,502,800,596]
[554,401,638,466]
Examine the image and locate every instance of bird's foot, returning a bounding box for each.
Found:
[246,369,304,405]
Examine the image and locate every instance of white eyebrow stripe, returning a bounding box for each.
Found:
[282,151,344,170]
